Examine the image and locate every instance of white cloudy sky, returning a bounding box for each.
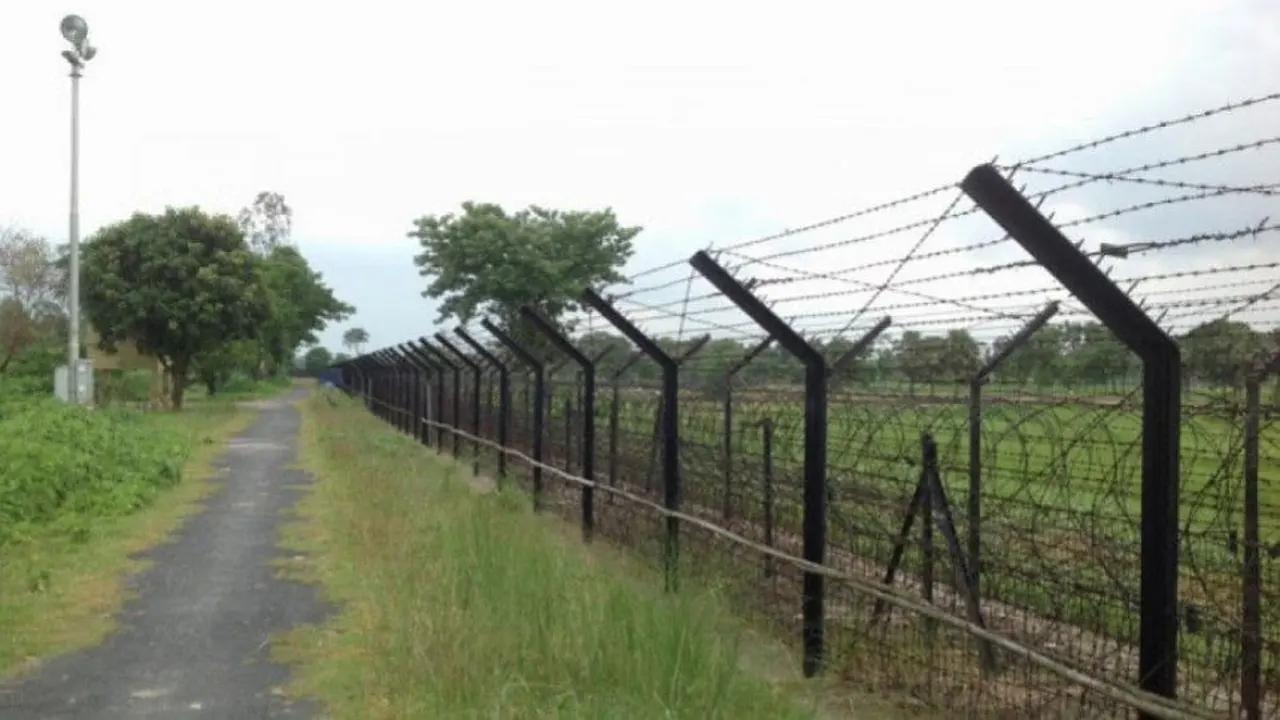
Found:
[1,0,1276,354]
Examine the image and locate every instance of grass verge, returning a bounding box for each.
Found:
[0,391,274,678]
[273,387,838,719]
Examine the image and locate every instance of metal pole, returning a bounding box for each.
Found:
[67,62,82,404]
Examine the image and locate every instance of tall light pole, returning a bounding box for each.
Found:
[60,15,96,404]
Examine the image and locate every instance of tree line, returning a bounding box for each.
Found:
[0,191,355,408]
[560,319,1278,393]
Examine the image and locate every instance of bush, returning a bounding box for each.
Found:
[94,369,154,407]
[0,398,189,545]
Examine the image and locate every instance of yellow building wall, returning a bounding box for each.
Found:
[85,328,158,371]
[85,328,173,409]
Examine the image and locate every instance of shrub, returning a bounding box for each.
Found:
[0,398,189,545]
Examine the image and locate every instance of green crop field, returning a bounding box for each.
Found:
[512,378,1280,702]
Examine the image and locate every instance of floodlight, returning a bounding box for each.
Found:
[60,15,88,47]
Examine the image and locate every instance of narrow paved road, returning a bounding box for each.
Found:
[1,388,329,719]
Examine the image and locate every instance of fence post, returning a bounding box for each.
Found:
[690,251,829,677]
[366,353,378,409]
[966,301,1058,596]
[456,327,510,484]
[380,350,401,424]
[642,336,710,499]
[349,357,371,407]
[609,350,646,505]
[403,343,440,447]
[520,307,598,541]
[1242,350,1280,720]
[394,346,420,433]
[963,164,1183,707]
[760,417,775,578]
[370,351,393,422]
[407,340,448,451]
[419,338,462,458]
[583,290,701,591]
[362,353,380,417]
[481,319,547,509]
[381,350,401,426]
[396,344,420,437]
[723,338,774,521]
[435,334,484,477]
[388,346,415,433]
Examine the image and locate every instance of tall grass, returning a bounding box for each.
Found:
[278,388,825,719]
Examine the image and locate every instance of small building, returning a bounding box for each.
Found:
[84,328,171,408]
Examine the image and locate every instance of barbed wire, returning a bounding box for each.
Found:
[347,88,1280,718]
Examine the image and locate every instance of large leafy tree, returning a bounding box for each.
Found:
[223,192,353,382]
[409,202,638,356]
[254,246,354,377]
[301,345,333,372]
[1181,318,1266,389]
[80,206,272,409]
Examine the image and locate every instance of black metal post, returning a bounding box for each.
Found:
[761,417,775,579]
[362,353,381,417]
[390,346,415,433]
[690,251,828,678]
[404,343,441,447]
[482,319,547,509]
[370,351,392,421]
[395,344,425,437]
[456,327,510,483]
[399,344,423,439]
[520,307,598,541]
[405,341,445,450]
[581,289,688,590]
[420,338,462,458]
[1242,351,1280,720]
[963,164,1182,708]
[349,357,371,407]
[435,334,483,477]
[723,337,774,521]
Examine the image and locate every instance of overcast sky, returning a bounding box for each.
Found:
[1,0,1276,353]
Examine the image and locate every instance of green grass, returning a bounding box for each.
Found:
[0,379,289,677]
[537,383,1280,698]
[271,386,881,719]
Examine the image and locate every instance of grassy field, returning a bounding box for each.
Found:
[271,386,912,719]
[521,381,1280,708]
[0,379,288,677]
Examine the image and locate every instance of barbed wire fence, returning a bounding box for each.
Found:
[334,90,1280,719]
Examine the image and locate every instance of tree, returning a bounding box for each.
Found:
[302,346,333,372]
[0,227,63,373]
[1181,318,1266,389]
[80,206,272,409]
[1060,322,1133,390]
[409,202,638,356]
[237,191,293,256]
[342,327,369,355]
[192,340,258,397]
[232,192,352,379]
[253,246,354,377]
[990,323,1064,387]
[942,329,981,380]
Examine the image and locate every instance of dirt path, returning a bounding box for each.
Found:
[0,388,328,719]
